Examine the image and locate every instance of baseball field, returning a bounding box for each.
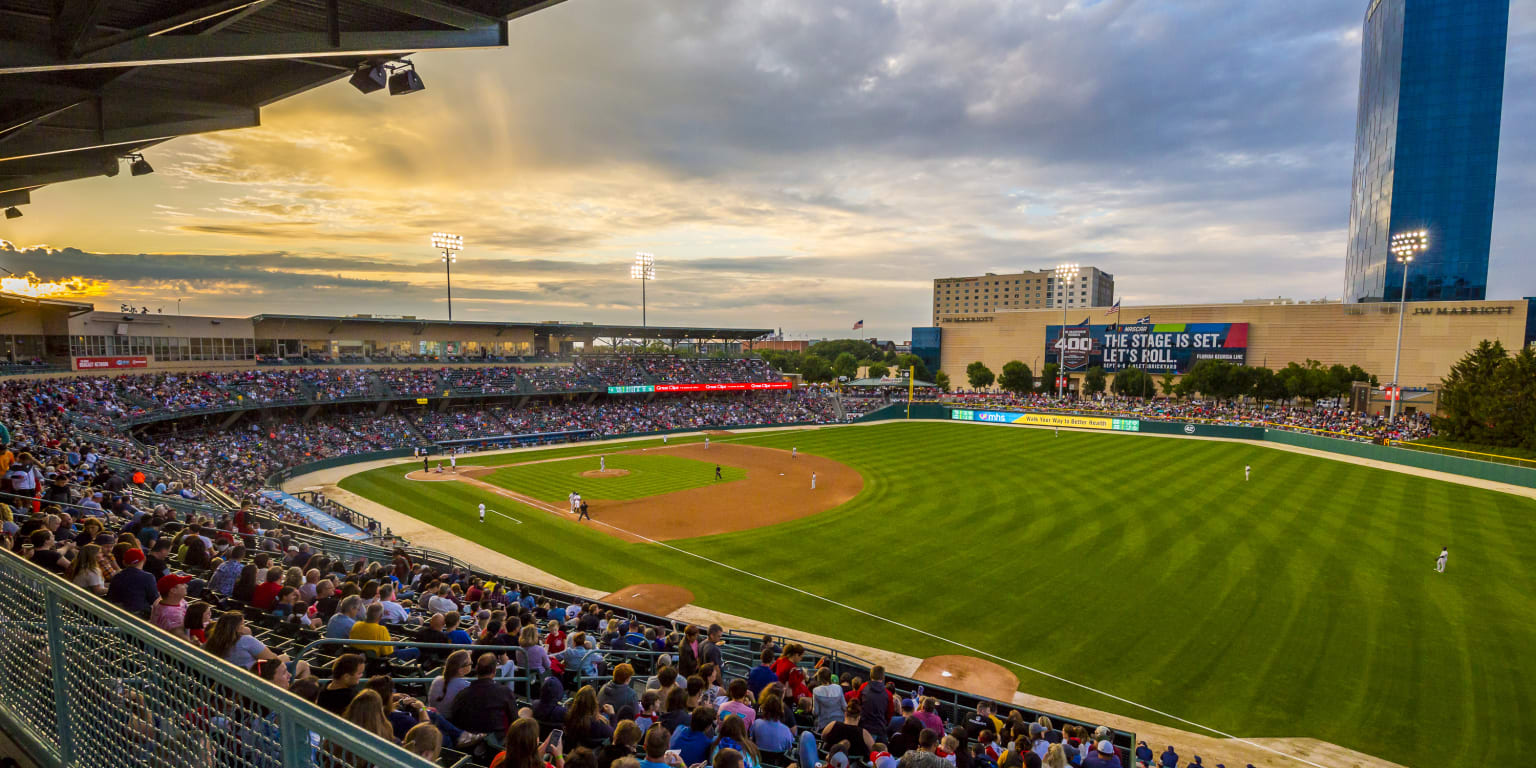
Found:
[339,421,1536,768]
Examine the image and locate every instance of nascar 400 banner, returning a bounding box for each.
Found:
[1045,322,1248,373]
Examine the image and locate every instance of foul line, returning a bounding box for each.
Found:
[486,509,522,525]
[568,513,1327,768]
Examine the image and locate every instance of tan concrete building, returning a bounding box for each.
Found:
[931,267,1114,325]
[933,298,1533,389]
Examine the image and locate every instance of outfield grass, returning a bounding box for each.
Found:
[482,453,745,502]
[340,422,1536,767]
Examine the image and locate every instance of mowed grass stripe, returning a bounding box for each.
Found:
[340,421,1536,767]
[483,454,745,502]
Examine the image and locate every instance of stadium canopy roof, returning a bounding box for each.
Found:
[249,313,774,342]
[0,0,566,210]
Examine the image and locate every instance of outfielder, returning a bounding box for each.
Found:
[1436,546,1448,573]
[1245,464,1251,482]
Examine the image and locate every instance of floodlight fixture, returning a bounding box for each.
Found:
[3,207,20,220]
[1052,263,1080,399]
[388,62,426,95]
[432,232,463,321]
[632,252,656,326]
[1386,228,1430,422]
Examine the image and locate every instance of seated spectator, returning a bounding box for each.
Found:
[377,583,409,624]
[490,717,564,768]
[327,595,362,640]
[445,653,518,736]
[899,729,946,768]
[1081,741,1120,768]
[531,676,567,725]
[402,722,442,763]
[317,653,365,715]
[712,715,761,768]
[747,647,777,698]
[751,694,795,754]
[28,528,73,574]
[64,542,108,596]
[446,611,473,644]
[184,602,213,645]
[150,573,193,637]
[428,649,475,711]
[822,699,875,761]
[564,684,615,748]
[671,706,716,766]
[105,548,157,617]
[718,678,756,727]
[350,602,420,661]
[598,663,640,717]
[205,610,282,670]
[250,566,284,610]
[600,719,642,768]
[811,667,844,730]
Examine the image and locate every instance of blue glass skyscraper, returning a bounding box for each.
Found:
[1344,0,1509,303]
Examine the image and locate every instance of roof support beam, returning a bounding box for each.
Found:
[1,110,258,161]
[0,24,509,73]
[53,0,114,58]
[352,0,501,30]
[0,156,120,195]
[0,100,89,146]
[74,0,275,57]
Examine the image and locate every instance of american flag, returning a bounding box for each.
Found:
[1104,299,1120,317]
[852,319,863,330]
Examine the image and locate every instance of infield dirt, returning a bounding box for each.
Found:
[408,442,862,541]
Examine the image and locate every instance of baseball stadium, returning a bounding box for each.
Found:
[1,2,1532,768]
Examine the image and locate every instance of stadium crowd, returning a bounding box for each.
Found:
[937,393,1432,442]
[0,359,1447,768]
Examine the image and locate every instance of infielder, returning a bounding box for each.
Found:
[568,491,578,513]
[811,472,817,490]
[1436,546,1448,573]
[792,447,797,458]
[705,437,710,450]
[600,455,606,472]
[479,503,486,523]
[450,453,457,470]
[572,492,582,514]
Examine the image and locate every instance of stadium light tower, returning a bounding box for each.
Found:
[1053,262,1079,399]
[631,252,656,326]
[1387,229,1428,421]
[432,232,463,322]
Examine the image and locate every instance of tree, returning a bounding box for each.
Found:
[1159,373,1178,397]
[1083,366,1107,395]
[1039,363,1061,394]
[1250,367,1288,402]
[966,361,995,390]
[831,352,859,380]
[799,353,833,383]
[1110,367,1153,398]
[1434,340,1512,446]
[997,361,1034,395]
[809,339,881,362]
[933,371,951,392]
[893,353,931,384]
[757,350,799,374]
[866,362,890,378]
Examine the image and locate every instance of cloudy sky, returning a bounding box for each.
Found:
[2,0,1532,340]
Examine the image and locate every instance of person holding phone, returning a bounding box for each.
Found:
[491,718,564,768]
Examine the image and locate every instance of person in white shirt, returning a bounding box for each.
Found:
[568,491,577,513]
[478,503,486,523]
[426,584,459,614]
[1435,546,1448,573]
[1244,465,1251,482]
[571,492,581,514]
[377,584,410,624]
[450,453,457,470]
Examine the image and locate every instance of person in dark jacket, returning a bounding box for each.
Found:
[105,548,158,617]
[856,666,895,742]
[445,653,518,736]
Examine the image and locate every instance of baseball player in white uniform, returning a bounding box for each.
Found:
[568,491,578,513]
[1245,465,1251,482]
[1436,546,1448,573]
[479,503,486,523]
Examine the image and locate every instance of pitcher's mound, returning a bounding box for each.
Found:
[581,469,631,478]
[913,655,1019,702]
[601,584,694,615]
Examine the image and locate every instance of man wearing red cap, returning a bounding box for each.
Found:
[105,548,158,618]
[151,573,194,638]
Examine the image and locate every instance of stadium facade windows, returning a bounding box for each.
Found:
[1344,0,1510,303]
[70,334,256,361]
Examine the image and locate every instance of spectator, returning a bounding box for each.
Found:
[250,566,284,610]
[377,584,409,624]
[445,653,518,736]
[64,542,108,596]
[519,624,550,676]
[349,602,420,660]
[811,668,844,730]
[822,699,875,761]
[428,649,475,711]
[1042,744,1069,768]
[105,548,157,617]
[402,722,443,762]
[747,647,777,698]
[1158,746,1179,768]
[913,699,944,734]
[491,717,564,768]
[150,573,193,637]
[899,729,946,768]
[598,663,640,717]
[205,610,282,670]
[231,564,258,603]
[857,666,897,743]
[317,654,366,715]
[750,694,795,754]
[565,684,615,748]
[717,678,756,728]
[600,719,642,768]
[327,595,362,640]
[712,714,761,768]
[184,602,213,644]
[1081,741,1121,768]
[531,676,568,724]
[670,706,715,765]
[28,528,72,574]
[640,724,673,768]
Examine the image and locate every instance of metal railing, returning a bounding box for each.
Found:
[0,547,438,768]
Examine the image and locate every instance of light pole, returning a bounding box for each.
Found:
[1054,262,1079,399]
[631,252,656,326]
[1387,230,1427,421]
[432,232,462,322]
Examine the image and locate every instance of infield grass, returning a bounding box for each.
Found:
[340,421,1536,767]
[483,453,745,502]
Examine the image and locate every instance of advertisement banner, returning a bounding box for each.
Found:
[1046,323,1248,373]
[258,490,367,540]
[652,381,794,393]
[74,356,149,370]
[950,409,1141,432]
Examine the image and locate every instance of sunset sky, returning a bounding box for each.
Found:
[2,0,1532,339]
